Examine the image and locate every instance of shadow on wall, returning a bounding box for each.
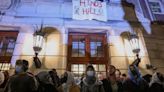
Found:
[121,0,146,33]
[120,0,148,73]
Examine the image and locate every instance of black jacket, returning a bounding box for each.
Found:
[102,79,123,92]
[4,73,38,92]
[149,83,164,92]
[123,78,148,92]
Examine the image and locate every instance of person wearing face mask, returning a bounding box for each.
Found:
[123,65,149,92]
[58,71,80,92]
[80,64,105,92]
[4,59,38,92]
[102,65,123,92]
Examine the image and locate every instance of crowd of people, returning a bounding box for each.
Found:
[0,59,163,92]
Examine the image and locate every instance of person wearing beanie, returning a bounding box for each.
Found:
[80,64,105,92]
[4,59,38,92]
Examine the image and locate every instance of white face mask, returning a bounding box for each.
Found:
[87,71,95,77]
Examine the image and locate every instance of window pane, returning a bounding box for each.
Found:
[71,64,86,78]
[98,47,103,57]
[79,64,86,72]
[72,42,78,49]
[72,49,78,57]
[7,38,16,49]
[99,64,106,71]
[71,35,86,57]
[90,42,96,49]
[71,64,78,72]
[149,2,162,13]
[79,42,85,49]
[79,50,85,57]
[6,49,14,56]
[93,64,98,71]
[97,42,102,46]
[91,50,97,57]
[90,36,104,57]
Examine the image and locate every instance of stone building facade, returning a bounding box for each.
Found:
[0,0,163,75]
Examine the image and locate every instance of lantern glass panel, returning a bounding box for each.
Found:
[129,35,140,54]
[33,33,44,53]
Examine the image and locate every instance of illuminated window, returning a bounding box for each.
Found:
[0,31,18,71]
[93,64,106,75]
[71,64,106,78]
[71,64,86,77]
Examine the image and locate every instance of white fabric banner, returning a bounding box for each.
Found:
[72,0,107,21]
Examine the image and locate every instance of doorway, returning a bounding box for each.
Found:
[67,32,109,77]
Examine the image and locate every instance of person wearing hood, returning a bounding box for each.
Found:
[123,65,148,92]
[36,71,58,92]
[115,69,122,82]
[102,65,123,92]
[80,64,105,92]
[58,71,80,92]
[4,59,38,92]
[149,72,164,92]
[49,69,61,88]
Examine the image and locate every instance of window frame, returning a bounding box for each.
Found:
[148,0,164,14]
[0,31,18,71]
[67,32,109,71]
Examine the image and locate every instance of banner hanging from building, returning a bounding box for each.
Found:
[72,0,107,21]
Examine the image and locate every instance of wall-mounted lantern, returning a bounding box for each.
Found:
[129,34,141,66]
[33,24,45,68]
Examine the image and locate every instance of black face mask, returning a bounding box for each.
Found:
[61,76,67,84]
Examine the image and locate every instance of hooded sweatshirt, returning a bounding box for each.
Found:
[123,65,148,92]
[58,71,80,92]
[128,65,143,85]
[36,71,58,92]
[80,76,105,92]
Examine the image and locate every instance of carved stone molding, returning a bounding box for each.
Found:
[0,0,12,10]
